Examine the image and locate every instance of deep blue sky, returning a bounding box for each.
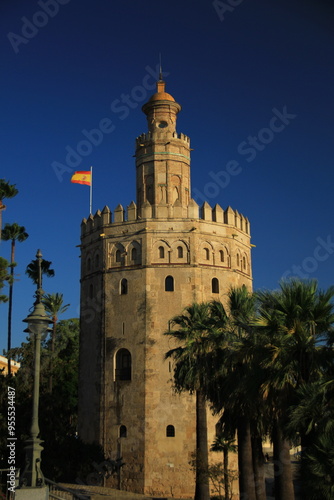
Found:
[1,0,334,351]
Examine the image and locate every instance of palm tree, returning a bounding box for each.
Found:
[42,293,70,392]
[0,179,18,241]
[25,258,55,286]
[256,279,334,500]
[211,431,238,500]
[2,223,29,376]
[288,378,334,499]
[288,379,334,446]
[210,287,260,500]
[303,431,334,500]
[256,290,297,500]
[165,302,219,500]
[0,256,12,303]
[209,288,278,500]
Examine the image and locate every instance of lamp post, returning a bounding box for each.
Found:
[18,250,51,497]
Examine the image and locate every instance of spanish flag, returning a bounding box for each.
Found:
[71,171,91,186]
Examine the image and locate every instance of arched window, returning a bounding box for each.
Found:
[87,258,91,271]
[131,248,137,261]
[115,349,131,381]
[120,278,128,295]
[177,246,183,258]
[219,250,224,263]
[204,248,210,260]
[243,256,246,271]
[166,425,175,437]
[120,425,127,438]
[237,254,240,267]
[95,254,99,267]
[165,275,174,292]
[159,246,165,259]
[89,284,94,299]
[116,249,121,262]
[212,278,219,294]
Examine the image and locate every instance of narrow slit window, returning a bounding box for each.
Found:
[220,250,224,262]
[212,278,219,294]
[166,425,175,437]
[204,248,210,260]
[131,248,137,261]
[116,250,121,262]
[177,246,183,258]
[115,349,131,381]
[120,278,128,295]
[120,425,127,438]
[159,246,165,259]
[165,275,174,292]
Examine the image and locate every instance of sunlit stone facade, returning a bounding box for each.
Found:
[78,78,252,498]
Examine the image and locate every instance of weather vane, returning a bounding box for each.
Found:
[159,52,163,81]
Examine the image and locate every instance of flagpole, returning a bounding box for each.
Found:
[90,166,93,214]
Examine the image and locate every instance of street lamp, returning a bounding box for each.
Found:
[18,250,51,498]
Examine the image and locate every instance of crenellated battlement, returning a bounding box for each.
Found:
[136,131,190,147]
[81,200,250,237]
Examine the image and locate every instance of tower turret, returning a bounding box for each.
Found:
[136,79,191,217]
[142,78,180,135]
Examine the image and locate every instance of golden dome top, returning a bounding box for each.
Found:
[149,80,175,102]
[149,91,175,102]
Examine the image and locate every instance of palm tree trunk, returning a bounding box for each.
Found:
[272,422,294,500]
[194,390,210,500]
[300,432,312,500]
[223,447,229,500]
[237,416,256,500]
[251,435,266,500]
[7,278,13,377]
[7,239,15,377]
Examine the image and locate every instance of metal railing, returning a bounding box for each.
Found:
[45,479,90,500]
[0,470,90,500]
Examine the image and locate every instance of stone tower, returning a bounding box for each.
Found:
[78,77,252,498]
